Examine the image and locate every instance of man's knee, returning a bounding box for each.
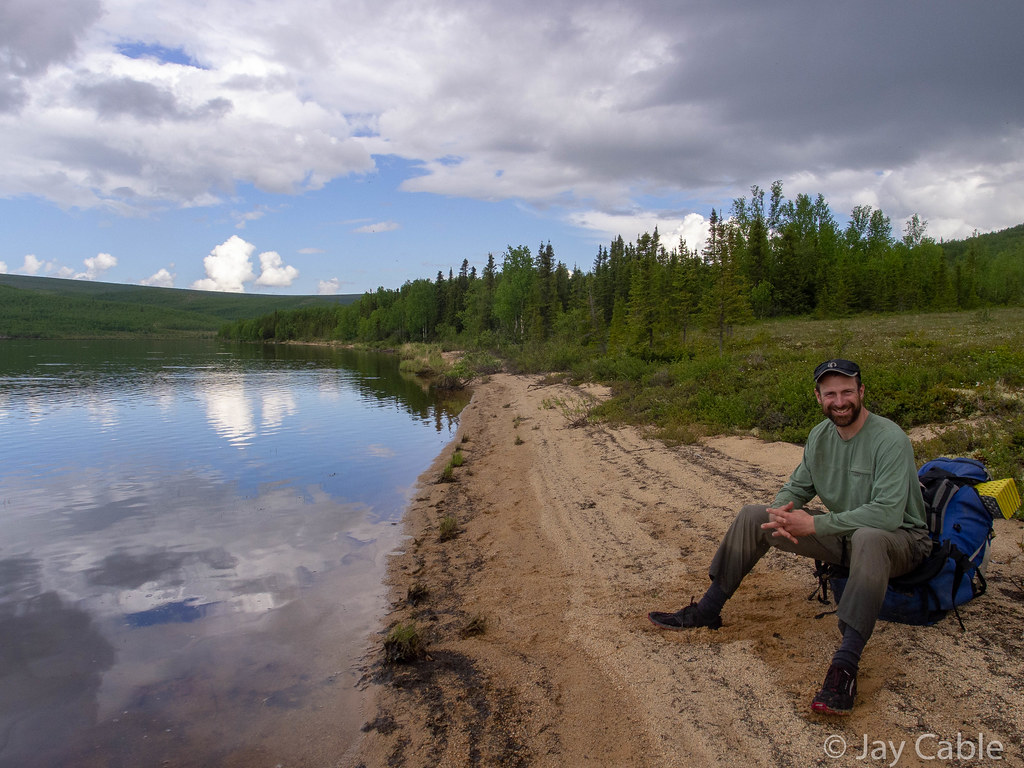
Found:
[848,527,906,565]
[848,527,914,585]
[849,526,889,550]
[735,504,769,527]
[849,526,923,577]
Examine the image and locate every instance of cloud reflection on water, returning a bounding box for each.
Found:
[198,375,299,447]
[199,378,256,447]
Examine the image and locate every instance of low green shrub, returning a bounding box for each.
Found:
[398,343,446,376]
[439,515,458,541]
[407,582,429,605]
[383,622,425,663]
[438,449,466,482]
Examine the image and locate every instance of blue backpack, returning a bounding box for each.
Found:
[814,457,994,629]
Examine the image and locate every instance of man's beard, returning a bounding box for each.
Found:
[824,400,862,427]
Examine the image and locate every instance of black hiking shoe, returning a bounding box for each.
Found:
[648,599,722,630]
[811,664,857,715]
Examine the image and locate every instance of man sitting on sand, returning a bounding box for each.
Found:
[649,359,931,715]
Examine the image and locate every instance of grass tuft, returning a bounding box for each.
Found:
[438,450,465,483]
[460,614,488,638]
[439,514,458,541]
[407,582,429,606]
[383,622,425,664]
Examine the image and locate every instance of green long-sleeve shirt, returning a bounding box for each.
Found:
[772,412,927,537]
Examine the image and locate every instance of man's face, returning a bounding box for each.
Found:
[814,374,864,428]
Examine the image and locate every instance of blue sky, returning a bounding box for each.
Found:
[2,1,1022,296]
[2,157,602,294]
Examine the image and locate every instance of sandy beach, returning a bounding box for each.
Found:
[351,373,1024,767]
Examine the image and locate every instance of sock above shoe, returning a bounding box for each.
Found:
[696,581,729,620]
[831,624,866,673]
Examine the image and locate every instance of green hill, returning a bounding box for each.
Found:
[938,223,1024,261]
[0,274,359,338]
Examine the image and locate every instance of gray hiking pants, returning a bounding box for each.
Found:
[708,505,932,640]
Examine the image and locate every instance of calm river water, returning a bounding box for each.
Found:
[0,339,467,768]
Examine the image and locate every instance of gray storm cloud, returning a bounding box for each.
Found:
[75,77,233,122]
[0,0,101,111]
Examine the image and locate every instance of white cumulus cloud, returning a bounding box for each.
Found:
[317,277,340,295]
[192,235,256,292]
[192,236,299,292]
[569,210,710,254]
[141,268,175,287]
[255,250,299,287]
[19,254,47,275]
[74,252,118,280]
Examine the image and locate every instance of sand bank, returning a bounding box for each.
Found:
[352,373,1024,767]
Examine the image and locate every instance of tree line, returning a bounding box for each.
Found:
[220,183,1024,356]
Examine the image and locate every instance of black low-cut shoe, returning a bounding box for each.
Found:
[648,599,722,630]
[811,663,857,715]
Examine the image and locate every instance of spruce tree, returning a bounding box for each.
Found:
[701,212,753,353]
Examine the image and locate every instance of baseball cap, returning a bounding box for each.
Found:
[813,359,861,382]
